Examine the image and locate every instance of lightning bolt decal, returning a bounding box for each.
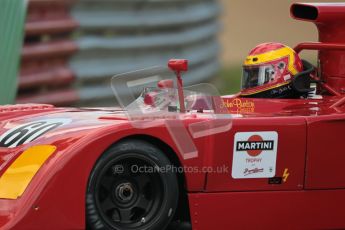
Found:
[283,168,289,183]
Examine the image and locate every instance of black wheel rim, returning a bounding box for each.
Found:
[94,154,165,229]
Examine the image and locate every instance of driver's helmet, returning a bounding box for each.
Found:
[240,42,303,98]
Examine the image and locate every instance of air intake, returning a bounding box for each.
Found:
[291,3,345,94]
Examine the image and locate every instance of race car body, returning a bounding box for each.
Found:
[1,2,345,230]
[1,97,345,229]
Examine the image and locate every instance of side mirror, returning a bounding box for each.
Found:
[168,59,188,72]
[167,59,188,113]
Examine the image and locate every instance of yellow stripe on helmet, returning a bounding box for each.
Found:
[240,82,290,96]
[244,47,298,75]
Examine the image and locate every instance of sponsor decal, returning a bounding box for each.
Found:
[0,118,71,148]
[268,177,282,184]
[236,135,274,156]
[270,85,291,96]
[232,131,278,178]
[282,168,289,183]
[220,98,255,113]
[243,167,264,176]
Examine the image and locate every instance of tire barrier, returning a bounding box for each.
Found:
[17,0,78,106]
[16,0,220,106]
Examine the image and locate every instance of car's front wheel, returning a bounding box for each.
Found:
[86,139,179,230]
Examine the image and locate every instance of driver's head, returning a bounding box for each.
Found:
[240,42,303,98]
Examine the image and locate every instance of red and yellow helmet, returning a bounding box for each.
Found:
[240,42,303,98]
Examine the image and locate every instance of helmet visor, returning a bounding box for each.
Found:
[242,65,276,90]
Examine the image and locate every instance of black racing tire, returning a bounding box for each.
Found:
[86,139,179,230]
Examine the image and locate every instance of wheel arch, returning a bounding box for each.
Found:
[86,134,191,226]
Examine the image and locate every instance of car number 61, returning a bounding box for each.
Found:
[0,118,71,148]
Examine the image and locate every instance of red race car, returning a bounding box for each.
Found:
[1,3,345,230]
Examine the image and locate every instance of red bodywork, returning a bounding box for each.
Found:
[1,3,345,230]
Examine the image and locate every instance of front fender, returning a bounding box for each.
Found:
[0,121,208,229]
